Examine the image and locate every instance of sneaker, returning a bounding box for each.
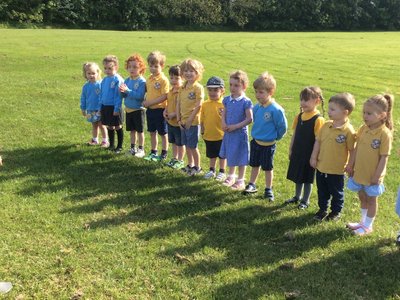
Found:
[243,183,257,194]
[173,160,185,169]
[181,165,192,174]
[135,148,145,158]
[215,172,226,182]
[160,153,168,161]
[88,139,99,146]
[346,222,363,230]
[313,210,328,221]
[231,180,245,191]
[188,167,202,176]
[100,141,109,148]
[204,170,216,179]
[285,196,299,205]
[114,147,123,154]
[298,201,309,210]
[352,225,373,236]
[129,147,136,156]
[264,188,274,201]
[325,211,341,221]
[107,145,115,151]
[222,176,235,187]
[144,152,158,161]
[166,158,178,167]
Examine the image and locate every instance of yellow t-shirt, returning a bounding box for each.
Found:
[201,97,224,141]
[166,87,179,127]
[292,110,325,136]
[178,81,204,125]
[353,124,392,185]
[145,72,169,109]
[316,119,355,175]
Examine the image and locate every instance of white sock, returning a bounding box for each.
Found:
[361,208,368,224]
[102,138,108,142]
[92,137,98,142]
[364,216,375,229]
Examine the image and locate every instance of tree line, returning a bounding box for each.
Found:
[1,0,400,31]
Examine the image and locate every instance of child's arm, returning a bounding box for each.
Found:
[143,94,167,108]
[273,109,288,140]
[371,155,389,185]
[221,107,227,131]
[113,78,123,115]
[80,85,87,116]
[309,140,320,169]
[225,107,253,132]
[345,149,356,176]
[182,99,202,129]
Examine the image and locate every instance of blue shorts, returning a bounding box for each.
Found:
[168,124,183,146]
[86,110,101,123]
[249,139,276,171]
[181,125,200,149]
[347,177,385,197]
[395,187,400,217]
[146,108,167,135]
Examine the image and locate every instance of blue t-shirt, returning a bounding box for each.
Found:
[121,76,146,110]
[99,74,124,113]
[80,80,101,111]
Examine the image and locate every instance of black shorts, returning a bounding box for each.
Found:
[126,110,145,132]
[249,139,276,171]
[146,108,167,135]
[204,139,223,159]
[101,105,123,127]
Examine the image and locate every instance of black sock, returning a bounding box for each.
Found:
[138,145,143,150]
[131,143,136,149]
[161,150,167,156]
[151,149,157,155]
[219,168,225,173]
[210,167,215,172]
[116,128,123,149]
[108,129,115,148]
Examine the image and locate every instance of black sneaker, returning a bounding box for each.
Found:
[114,147,123,154]
[285,196,299,205]
[313,210,328,221]
[243,183,257,194]
[264,188,274,202]
[297,201,309,210]
[325,211,341,221]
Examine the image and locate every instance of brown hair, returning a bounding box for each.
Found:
[300,86,324,116]
[82,62,102,80]
[329,92,355,114]
[125,53,146,75]
[180,58,204,81]
[147,50,166,66]
[230,70,249,89]
[253,71,276,93]
[102,55,119,66]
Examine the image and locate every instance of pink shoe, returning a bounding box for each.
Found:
[352,225,373,236]
[346,222,363,230]
[100,141,110,148]
[231,180,245,191]
[88,139,99,146]
[222,176,235,187]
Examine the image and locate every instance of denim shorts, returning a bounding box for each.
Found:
[395,187,400,217]
[86,110,101,123]
[347,177,385,197]
[181,125,200,149]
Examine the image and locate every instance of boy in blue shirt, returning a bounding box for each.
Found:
[243,72,287,200]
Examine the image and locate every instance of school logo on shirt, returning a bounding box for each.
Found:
[188,92,196,100]
[134,82,139,90]
[263,112,272,122]
[335,134,346,143]
[110,81,116,89]
[218,108,224,116]
[371,139,381,149]
[154,82,161,89]
[95,88,100,95]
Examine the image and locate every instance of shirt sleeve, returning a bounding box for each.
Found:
[314,116,325,135]
[113,76,124,113]
[80,83,87,111]
[379,130,392,156]
[274,107,288,140]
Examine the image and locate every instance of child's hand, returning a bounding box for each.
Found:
[143,100,149,108]
[344,164,353,177]
[309,157,317,169]
[225,124,236,132]
[119,83,128,93]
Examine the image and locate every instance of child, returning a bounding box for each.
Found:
[99,55,125,153]
[176,58,205,176]
[346,94,394,236]
[119,54,147,158]
[164,65,185,169]
[201,76,227,181]
[80,62,108,147]
[219,70,253,190]
[143,51,169,161]
[243,72,287,200]
[286,87,325,209]
[310,93,356,221]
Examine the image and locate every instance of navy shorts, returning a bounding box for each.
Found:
[168,124,183,146]
[126,110,145,132]
[101,105,123,127]
[146,108,167,135]
[204,139,223,158]
[249,139,276,171]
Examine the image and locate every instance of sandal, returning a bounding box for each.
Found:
[346,222,363,230]
[352,225,372,236]
[222,176,235,187]
[231,180,245,191]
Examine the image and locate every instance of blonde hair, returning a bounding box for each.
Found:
[253,71,276,93]
[103,55,119,66]
[300,86,325,115]
[230,70,249,88]
[147,50,166,66]
[82,62,102,80]
[180,58,204,81]
[329,92,355,114]
[364,93,394,130]
[125,53,146,75]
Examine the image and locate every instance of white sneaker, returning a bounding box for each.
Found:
[135,148,145,158]
[204,170,216,179]
[215,172,226,181]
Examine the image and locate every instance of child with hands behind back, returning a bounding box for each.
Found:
[346,94,394,236]
[310,93,356,221]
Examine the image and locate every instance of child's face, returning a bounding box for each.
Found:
[328,102,348,121]
[363,103,386,129]
[255,88,271,104]
[127,61,141,78]
[170,74,182,87]
[104,62,118,77]
[207,87,224,101]
[300,97,320,113]
[85,67,99,83]
[229,78,246,98]
[183,67,198,83]
[149,63,162,76]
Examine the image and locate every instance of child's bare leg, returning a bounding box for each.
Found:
[265,170,273,189]
[172,144,178,159]
[186,148,194,166]
[150,132,157,151]
[138,132,144,148]
[178,145,185,161]
[209,157,217,170]
[192,147,200,168]
[249,166,260,184]
[228,166,236,177]
[237,165,246,181]
[99,122,107,140]
[219,158,226,171]
[92,122,99,140]
[161,134,168,151]
[130,130,137,146]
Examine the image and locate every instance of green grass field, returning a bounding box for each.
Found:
[1,29,400,299]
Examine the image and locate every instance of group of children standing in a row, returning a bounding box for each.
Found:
[80,50,397,239]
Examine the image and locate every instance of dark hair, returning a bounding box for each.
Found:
[168,65,181,77]
[299,86,324,116]
[329,92,355,114]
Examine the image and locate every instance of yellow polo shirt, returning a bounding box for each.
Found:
[353,124,392,185]
[166,87,179,127]
[316,120,355,175]
[178,81,204,125]
[201,97,224,141]
[292,110,325,136]
[145,72,169,109]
